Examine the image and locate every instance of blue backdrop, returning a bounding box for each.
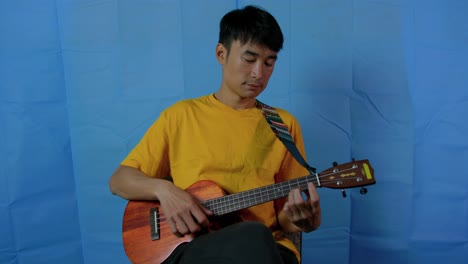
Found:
[1,0,467,263]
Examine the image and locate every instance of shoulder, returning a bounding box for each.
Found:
[258,102,304,138]
[276,107,302,130]
[145,95,210,132]
[258,101,300,126]
[268,105,306,144]
[274,107,297,121]
[162,95,211,116]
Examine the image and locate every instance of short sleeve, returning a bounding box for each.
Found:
[121,111,171,178]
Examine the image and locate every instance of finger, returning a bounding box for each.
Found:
[200,203,213,216]
[288,188,304,205]
[167,215,179,235]
[191,205,210,228]
[292,187,316,219]
[283,201,293,217]
[285,193,298,219]
[181,212,203,234]
[168,217,183,237]
[173,215,189,235]
[307,182,320,206]
[287,189,302,217]
[306,182,321,218]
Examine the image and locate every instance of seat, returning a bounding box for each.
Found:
[284,231,302,263]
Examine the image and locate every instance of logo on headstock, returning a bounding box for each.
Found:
[340,172,356,178]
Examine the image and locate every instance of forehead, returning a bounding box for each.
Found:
[232,40,278,57]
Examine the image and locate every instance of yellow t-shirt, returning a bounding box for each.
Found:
[121,94,309,260]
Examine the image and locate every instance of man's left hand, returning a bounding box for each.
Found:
[283,182,321,233]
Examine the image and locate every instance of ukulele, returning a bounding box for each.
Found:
[122,159,375,264]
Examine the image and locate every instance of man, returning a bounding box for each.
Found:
[109,5,321,264]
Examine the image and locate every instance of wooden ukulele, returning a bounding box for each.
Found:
[122,159,375,263]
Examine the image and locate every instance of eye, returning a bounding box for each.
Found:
[243,57,255,63]
[265,60,275,67]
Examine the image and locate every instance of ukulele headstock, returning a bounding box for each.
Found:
[319,159,375,190]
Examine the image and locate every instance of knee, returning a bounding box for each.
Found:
[233,222,275,243]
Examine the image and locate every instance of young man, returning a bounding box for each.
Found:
[109,5,321,264]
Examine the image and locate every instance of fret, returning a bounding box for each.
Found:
[203,174,317,216]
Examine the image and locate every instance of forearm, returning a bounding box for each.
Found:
[109,165,171,201]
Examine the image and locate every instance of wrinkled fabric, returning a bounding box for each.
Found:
[1,0,467,263]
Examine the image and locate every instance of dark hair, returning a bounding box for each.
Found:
[218,5,284,53]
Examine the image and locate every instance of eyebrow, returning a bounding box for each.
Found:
[244,50,278,60]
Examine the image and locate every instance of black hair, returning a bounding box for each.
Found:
[218,5,284,53]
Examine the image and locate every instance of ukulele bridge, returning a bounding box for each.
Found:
[150,207,160,240]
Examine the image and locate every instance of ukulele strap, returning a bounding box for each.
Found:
[256,100,318,179]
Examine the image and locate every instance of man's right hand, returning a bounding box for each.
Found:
[109,165,212,236]
[156,182,213,236]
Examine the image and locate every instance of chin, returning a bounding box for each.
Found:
[242,93,260,99]
[245,89,263,97]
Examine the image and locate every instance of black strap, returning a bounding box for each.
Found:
[256,100,317,174]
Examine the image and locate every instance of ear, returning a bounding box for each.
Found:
[215,43,227,64]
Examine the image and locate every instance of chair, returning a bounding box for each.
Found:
[284,232,302,263]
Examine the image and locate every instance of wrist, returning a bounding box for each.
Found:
[152,178,174,200]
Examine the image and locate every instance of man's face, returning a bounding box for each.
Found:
[217,40,278,99]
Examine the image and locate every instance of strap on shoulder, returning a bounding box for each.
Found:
[256,100,316,174]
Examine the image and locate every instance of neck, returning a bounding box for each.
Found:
[213,91,257,110]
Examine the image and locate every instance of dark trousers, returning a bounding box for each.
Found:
[162,221,298,264]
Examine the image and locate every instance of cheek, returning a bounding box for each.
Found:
[236,62,252,74]
[263,67,274,79]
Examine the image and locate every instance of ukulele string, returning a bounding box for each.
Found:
[155,165,363,226]
[154,182,366,232]
[203,166,362,213]
[151,215,198,232]
[150,216,219,233]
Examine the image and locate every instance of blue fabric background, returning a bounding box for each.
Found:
[1,0,467,263]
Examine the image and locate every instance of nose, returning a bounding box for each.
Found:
[250,62,263,79]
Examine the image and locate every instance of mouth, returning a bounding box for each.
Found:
[246,83,262,89]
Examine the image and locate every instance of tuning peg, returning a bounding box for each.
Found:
[360,187,368,195]
[333,161,338,166]
[341,189,347,198]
